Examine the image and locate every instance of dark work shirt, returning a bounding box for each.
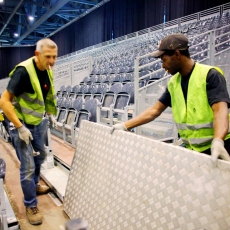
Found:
[159,64,230,108]
[7,59,51,101]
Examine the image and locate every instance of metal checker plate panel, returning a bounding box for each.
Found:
[64,121,230,230]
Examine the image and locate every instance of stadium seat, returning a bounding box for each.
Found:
[108,82,134,125]
[68,98,99,147]
[51,98,72,138]
[62,98,84,146]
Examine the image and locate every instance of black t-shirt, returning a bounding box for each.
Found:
[7,59,51,100]
[159,64,230,107]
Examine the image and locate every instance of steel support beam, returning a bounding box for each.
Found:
[14,0,71,45]
[0,0,24,36]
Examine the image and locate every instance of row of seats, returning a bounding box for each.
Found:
[53,97,98,147]
[57,82,134,103]
[54,82,135,146]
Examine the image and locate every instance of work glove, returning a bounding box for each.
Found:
[17,125,33,145]
[48,114,57,128]
[110,123,127,134]
[211,138,230,165]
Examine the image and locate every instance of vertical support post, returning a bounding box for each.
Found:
[47,126,54,169]
[134,57,140,135]
[209,31,215,66]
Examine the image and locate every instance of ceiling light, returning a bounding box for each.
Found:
[28,16,34,21]
[14,33,19,37]
[0,0,3,3]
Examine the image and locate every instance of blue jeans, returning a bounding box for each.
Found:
[8,118,48,207]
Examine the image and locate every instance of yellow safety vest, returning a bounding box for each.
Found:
[168,63,230,152]
[9,57,57,125]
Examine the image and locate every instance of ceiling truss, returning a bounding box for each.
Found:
[0,0,103,46]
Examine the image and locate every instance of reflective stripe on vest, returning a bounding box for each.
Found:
[176,122,213,130]
[168,63,230,152]
[14,102,44,118]
[20,93,45,106]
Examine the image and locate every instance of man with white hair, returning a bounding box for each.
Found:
[0,38,58,225]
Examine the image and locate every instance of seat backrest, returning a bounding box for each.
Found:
[90,75,98,84]
[114,93,130,110]
[57,108,67,122]
[80,85,89,94]
[56,91,63,98]
[59,97,67,108]
[56,98,72,122]
[62,91,68,98]
[84,94,92,102]
[83,76,90,83]
[59,85,66,92]
[102,93,115,107]
[89,84,99,94]
[72,85,81,94]
[56,97,63,107]
[72,98,83,111]
[120,82,134,104]
[65,85,73,95]
[84,98,98,122]
[97,83,109,94]
[65,108,77,126]
[109,82,123,94]
[75,99,98,128]
[113,74,121,82]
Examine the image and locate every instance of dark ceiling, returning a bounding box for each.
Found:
[0,0,103,47]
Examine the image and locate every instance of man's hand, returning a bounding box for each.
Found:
[110,123,127,134]
[48,114,57,128]
[211,138,230,165]
[17,126,33,145]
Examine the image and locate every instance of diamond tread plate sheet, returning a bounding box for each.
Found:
[64,121,230,230]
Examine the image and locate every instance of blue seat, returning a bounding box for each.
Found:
[97,83,123,125]
[108,82,134,125]
[62,98,84,147]
[51,98,73,138]
[66,98,99,146]
[93,83,109,102]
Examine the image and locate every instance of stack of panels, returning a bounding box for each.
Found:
[64,120,230,230]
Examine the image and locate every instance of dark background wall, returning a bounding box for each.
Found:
[0,0,229,79]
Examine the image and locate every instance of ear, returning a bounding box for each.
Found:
[34,50,39,57]
[174,50,181,59]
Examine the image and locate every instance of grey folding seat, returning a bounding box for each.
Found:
[67,98,99,147]
[97,83,123,125]
[83,85,97,102]
[59,85,66,93]
[108,82,134,125]
[68,85,81,99]
[65,85,74,97]
[93,83,108,102]
[51,97,72,138]
[56,91,63,98]
[90,75,99,84]
[62,97,84,147]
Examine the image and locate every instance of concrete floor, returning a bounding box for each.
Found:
[0,134,74,230]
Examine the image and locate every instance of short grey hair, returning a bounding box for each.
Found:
[36,38,57,52]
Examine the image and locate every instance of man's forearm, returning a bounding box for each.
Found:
[124,101,167,130]
[212,102,229,140]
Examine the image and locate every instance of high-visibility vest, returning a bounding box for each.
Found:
[168,63,230,152]
[9,57,57,125]
[0,112,4,121]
